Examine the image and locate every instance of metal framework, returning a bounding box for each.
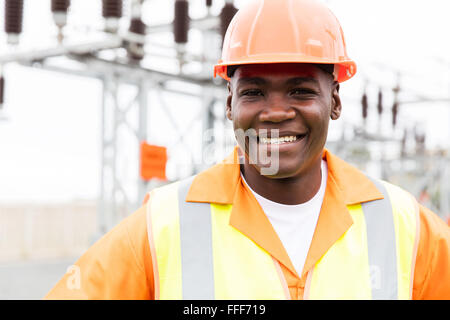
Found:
[0,0,232,236]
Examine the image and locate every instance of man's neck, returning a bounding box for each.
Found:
[240,157,323,205]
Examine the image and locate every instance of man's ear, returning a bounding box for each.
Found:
[330,82,342,120]
[226,82,233,121]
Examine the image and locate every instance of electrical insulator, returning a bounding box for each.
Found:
[361,92,368,120]
[205,0,213,15]
[129,17,146,35]
[0,75,4,109]
[51,0,70,14]
[51,0,71,23]
[414,127,425,144]
[102,0,123,18]
[4,0,24,45]
[392,102,398,128]
[51,0,71,42]
[220,1,238,43]
[420,133,426,148]
[128,18,147,60]
[377,89,383,116]
[174,0,190,44]
[400,128,407,156]
[102,0,123,33]
[414,127,426,154]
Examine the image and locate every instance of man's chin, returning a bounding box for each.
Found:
[252,162,300,179]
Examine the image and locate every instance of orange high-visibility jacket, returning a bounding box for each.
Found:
[45,147,450,300]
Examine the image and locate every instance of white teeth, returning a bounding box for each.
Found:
[259,135,298,144]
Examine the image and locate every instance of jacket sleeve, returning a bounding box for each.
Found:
[412,204,450,300]
[44,205,154,300]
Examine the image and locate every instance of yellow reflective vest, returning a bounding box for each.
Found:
[146,175,419,300]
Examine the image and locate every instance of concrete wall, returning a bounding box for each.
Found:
[0,201,97,262]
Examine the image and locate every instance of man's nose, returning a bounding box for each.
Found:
[259,105,296,123]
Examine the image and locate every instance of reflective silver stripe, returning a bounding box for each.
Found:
[361,177,398,299]
[178,176,215,299]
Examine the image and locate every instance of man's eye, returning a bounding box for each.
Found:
[290,88,317,95]
[241,89,263,96]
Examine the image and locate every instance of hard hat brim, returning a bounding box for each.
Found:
[214,55,356,83]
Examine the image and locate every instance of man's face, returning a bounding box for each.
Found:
[227,63,341,179]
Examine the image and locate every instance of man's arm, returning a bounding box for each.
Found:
[413,204,450,300]
[44,205,154,300]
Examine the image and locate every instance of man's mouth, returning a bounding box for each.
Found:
[257,134,307,145]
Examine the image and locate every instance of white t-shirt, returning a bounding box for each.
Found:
[241,160,328,276]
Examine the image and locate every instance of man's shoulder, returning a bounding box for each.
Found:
[93,204,148,247]
[329,153,447,233]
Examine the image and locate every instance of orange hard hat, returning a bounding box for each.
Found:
[214,0,357,83]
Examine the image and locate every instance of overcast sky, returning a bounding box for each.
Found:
[0,0,449,203]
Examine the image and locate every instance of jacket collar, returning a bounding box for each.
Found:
[186,146,383,205]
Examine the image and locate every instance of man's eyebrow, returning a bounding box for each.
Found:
[236,77,267,86]
[286,77,320,86]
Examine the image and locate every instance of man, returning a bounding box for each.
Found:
[46,0,450,299]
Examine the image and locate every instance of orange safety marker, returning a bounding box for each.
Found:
[140,142,168,181]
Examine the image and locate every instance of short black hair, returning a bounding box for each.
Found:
[315,64,334,77]
[227,65,240,78]
[227,63,334,79]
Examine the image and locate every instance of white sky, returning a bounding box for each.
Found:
[0,0,449,203]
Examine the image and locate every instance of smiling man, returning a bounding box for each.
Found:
[228,63,340,204]
[45,0,450,300]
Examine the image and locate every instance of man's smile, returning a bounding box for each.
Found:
[256,132,308,145]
